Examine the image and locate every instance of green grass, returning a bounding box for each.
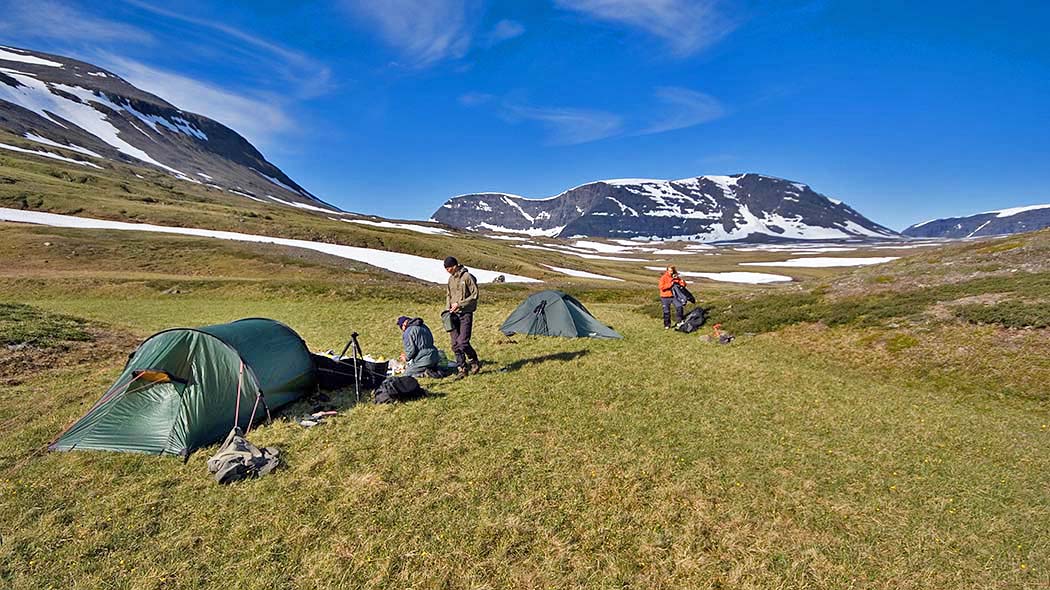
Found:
[2,291,1048,589]
[1,151,1049,588]
[0,302,92,347]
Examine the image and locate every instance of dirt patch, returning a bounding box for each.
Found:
[0,325,137,385]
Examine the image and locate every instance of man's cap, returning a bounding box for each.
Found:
[396,316,410,327]
[443,256,459,268]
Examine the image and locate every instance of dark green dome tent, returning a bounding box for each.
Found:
[50,318,315,458]
[500,290,622,339]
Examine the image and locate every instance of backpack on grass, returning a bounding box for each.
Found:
[675,307,707,334]
[374,376,427,404]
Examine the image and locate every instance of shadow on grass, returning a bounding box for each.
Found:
[499,350,590,373]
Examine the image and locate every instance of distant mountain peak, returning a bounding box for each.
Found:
[433,173,897,242]
[0,45,338,212]
[904,204,1050,238]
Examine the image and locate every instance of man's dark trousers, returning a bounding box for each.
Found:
[450,312,479,366]
[661,297,684,328]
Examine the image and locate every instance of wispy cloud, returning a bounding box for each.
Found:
[459,92,495,106]
[122,0,333,98]
[343,0,478,67]
[490,86,724,145]
[0,0,153,44]
[485,20,526,45]
[554,0,738,56]
[503,101,624,145]
[98,56,293,149]
[639,86,726,134]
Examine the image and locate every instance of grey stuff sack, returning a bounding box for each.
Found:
[206,427,281,484]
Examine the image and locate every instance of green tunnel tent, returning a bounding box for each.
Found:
[50,318,315,458]
[500,290,622,339]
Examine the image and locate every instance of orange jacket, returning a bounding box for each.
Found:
[659,272,686,297]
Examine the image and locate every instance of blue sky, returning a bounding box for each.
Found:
[1,0,1048,229]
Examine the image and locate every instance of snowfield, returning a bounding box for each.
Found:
[0,208,540,284]
[644,266,792,284]
[541,264,624,281]
[342,219,450,235]
[741,257,900,268]
[0,142,103,168]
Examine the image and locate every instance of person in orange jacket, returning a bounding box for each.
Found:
[658,265,687,329]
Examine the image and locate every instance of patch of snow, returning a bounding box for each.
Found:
[252,169,310,197]
[266,195,341,214]
[966,220,992,238]
[0,47,63,68]
[516,244,649,262]
[0,208,540,284]
[501,195,534,222]
[87,71,109,77]
[197,172,213,180]
[650,249,693,255]
[645,266,792,284]
[541,264,624,281]
[473,223,564,237]
[342,218,450,235]
[988,203,1050,218]
[22,133,103,158]
[741,257,900,268]
[571,240,646,253]
[486,235,529,241]
[0,142,102,168]
[0,72,186,175]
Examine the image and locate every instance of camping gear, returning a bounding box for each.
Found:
[675,308,707,333]
[671,283,696,306]
[373,376,427,404]
[50,318,315,458]
[206,427,281,484]
[441,310,455,332]
[500,290,623,339]
[711,323,734,344]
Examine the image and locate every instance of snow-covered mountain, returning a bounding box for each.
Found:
[0,45,337,211]
[432,173,898,242]
[903,204,1050,238]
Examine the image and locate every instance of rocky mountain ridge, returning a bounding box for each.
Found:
[903,204,1050,238]
[0,45,336,212]
[433,173,898,242]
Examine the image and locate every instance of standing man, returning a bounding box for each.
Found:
[658,265,687,330]
[444,256,481,377]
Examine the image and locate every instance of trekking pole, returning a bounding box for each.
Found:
[350,331,361,404]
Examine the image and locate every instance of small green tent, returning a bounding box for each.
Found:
[500,290,622,339]
[50,318,315,458]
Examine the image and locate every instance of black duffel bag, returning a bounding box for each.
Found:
[675,307,707,333]
[373,376,427,404]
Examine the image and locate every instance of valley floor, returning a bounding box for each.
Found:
[2,287,1048,589]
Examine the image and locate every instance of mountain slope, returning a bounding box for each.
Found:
[0,45,335,211]
[903,204,1050,238]
[432,173,898,242]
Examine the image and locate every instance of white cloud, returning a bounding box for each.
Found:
[98,56,293,149]
[639,86,726,134]
[486,19,526,45]
[122,0,333,99]
[503,102,623,145]
[554,0,738,56]
[0,0,153,44]
[459,92,495,106]
[344,0,478,67]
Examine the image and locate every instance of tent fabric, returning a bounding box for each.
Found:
[50,318,315,458]
[500,290,622,339]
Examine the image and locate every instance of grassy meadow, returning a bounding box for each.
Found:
[1,151,1049,588]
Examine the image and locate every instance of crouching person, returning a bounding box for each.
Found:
[397,316,441,377]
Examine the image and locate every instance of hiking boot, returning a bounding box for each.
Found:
[456,366,469,379]
[469,360,482,375]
